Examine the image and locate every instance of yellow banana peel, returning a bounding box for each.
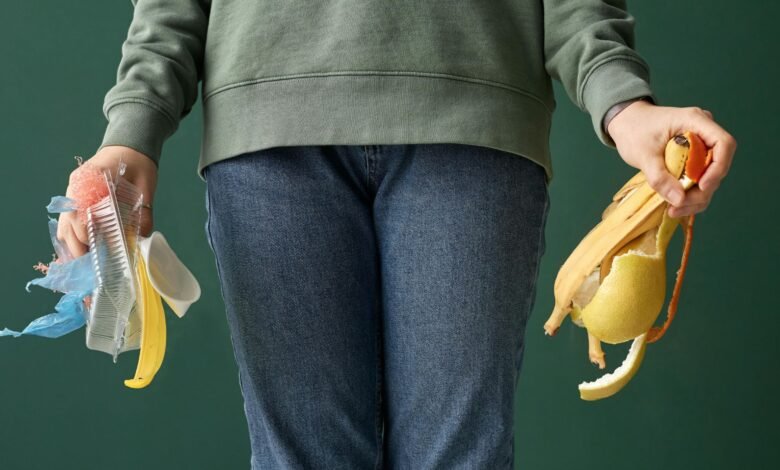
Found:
[545,132,713,400]
[124,250,167,389]
[124,232,201,389]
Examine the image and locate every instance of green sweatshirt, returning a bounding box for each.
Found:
[100,0,653,184]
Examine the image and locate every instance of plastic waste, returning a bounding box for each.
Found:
[138,232,201,318]
[2,159,201,388]
[84,164,144,360]
[1,199,96,339]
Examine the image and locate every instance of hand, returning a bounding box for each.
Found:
[607,100,736,218]
[57,146,158,258]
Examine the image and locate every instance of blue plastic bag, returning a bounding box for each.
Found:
[0,289,91,338]
[1,196,96,339]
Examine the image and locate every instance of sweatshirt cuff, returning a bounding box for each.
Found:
[580,58,655,148]
[99,101,177,168]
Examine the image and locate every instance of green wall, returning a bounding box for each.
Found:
[0,1,776,468]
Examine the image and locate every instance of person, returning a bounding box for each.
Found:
[57,1,736,468]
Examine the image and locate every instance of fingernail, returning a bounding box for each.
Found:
[669,190,684,206]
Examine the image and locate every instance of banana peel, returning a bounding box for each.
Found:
[124,251,167,389]
[124,232,201,389]
[545,132,713,400]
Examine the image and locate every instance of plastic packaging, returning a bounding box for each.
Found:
[84,162,144,361]
[138,232,201,318]
[3,158,201,388]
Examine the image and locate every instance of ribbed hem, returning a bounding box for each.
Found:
[99,101,177,168]
[580,58,654,147]
[197,74,554,184]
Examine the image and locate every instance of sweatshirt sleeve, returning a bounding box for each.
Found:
[543,0,654,146]
[99,0,209,167]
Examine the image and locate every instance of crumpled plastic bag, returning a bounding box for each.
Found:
[25,230,94,294]
[46,195,77,214]
[0,196,96,339]
[0,289,92,338]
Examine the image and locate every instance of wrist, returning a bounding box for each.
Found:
[606,98,654,144]
[94,146,158,173]
[604,97,653,143]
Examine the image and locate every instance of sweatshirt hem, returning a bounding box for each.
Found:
[197,74,554,184]
[203,71,554,115]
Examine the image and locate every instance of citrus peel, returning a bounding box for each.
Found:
[545,131,713,400]
[579,333,647,401]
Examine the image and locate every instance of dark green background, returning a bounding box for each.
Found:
[1,1,776,469]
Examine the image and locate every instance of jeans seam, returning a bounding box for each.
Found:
[520,176,549,320]
[374,248,385,470]
[374,309,384,470]
[365,145,379,191]
[205,175,258,468]
[509,188,549,470]
[364,145,371,189]
[204,175,212,251]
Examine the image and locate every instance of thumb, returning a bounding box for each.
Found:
[643,153,685,206]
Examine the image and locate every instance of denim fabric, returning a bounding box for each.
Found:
[203,143,550,469]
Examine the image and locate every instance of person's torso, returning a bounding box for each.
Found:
[201,0,554,108]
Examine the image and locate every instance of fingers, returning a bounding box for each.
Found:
[698,133,735,193]
[139,206,154,237]
[72,215,89,246]
[676,107,737,193]
[56,212,89,258]
[62,221,88,258]
[56,213,69,243]
[643,153,685,206]
[55,146,158,262]
[56,205,153,261]
[667,186,712,217]
[612,104,733,219]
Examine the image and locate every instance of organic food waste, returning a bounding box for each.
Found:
[544,132,713,401]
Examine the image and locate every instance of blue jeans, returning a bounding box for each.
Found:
[203,144,550,469]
